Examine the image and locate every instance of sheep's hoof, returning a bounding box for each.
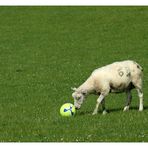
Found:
[102,110,108,115]
[92,111,97,115]
[139,108,143,111]
[123,106,129,112]
[92,112,97,115]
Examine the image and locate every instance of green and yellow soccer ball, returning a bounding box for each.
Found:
[60,103,76,117]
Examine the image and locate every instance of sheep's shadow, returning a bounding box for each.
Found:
[78,110,92,116]
[78,106,148,115]
[109,106,148,113]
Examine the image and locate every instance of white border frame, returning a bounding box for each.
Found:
[0,0,148,6]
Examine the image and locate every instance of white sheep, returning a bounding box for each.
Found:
[72,60,143,115]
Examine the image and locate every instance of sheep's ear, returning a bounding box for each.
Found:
[71,87,77,91]
[82,89,87,95]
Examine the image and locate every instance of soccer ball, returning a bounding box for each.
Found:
[60,103,76,117]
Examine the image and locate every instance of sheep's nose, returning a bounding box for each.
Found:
[75,106,80,110]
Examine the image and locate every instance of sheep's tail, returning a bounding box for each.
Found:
[134,61,143,72]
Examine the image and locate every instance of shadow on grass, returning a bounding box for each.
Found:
[78,106,148,115]
[78,110,92,116]
[108,106,148,113]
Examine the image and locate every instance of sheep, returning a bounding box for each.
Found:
[71,60,143,115]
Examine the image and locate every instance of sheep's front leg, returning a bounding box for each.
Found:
[92,94,104,115]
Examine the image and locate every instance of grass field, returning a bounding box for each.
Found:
[0,6,148,142]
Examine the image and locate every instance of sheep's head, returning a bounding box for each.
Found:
[71,87,87,109]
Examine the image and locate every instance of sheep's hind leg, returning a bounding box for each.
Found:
[123,90,132,112]
[132,78,143,111]
[101,99,108,115]
[137,88,143,111]
[92,94,105,115]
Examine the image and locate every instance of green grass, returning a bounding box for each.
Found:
[0,6,148,142]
